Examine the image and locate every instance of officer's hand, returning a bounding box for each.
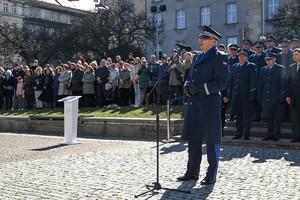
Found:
[184,86,191,96]
[188,86,198,96]
[249,96,254,102]
[280,99,285,104]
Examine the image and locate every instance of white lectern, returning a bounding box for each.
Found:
[58,96,81,144]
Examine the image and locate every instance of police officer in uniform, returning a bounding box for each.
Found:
[291,35,300,50]
[178,25,228,185]
[242,39,255,56]
[228,44,239,70]
[249,41,267,122]
[277,38,294,69]
[286,48,300,142]
[227,44,239,121]
[258,52,287,141]
[265,36,282,54]
[228,49,257,140]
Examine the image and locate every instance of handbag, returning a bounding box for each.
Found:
[64,83,71,90]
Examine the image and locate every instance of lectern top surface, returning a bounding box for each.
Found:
[58,96,81,102]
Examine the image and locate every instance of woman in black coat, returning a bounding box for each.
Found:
[39,68,54,108]
[3,70,15,110]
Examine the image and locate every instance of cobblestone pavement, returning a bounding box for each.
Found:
[1,132,300,200]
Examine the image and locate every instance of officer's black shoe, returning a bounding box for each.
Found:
[273,136,279,141]
[233,135,242,139]
[291,137,300,143]
[200,177,216,185]
[262,136,273,141]
[177,174,199,181]
[243,136,250,140]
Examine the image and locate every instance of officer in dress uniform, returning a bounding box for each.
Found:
[258,52,287,141]
[242,39,255,56]
[286,48,300,143]
[291,35,300,50]
[178,25,228,185]
[249,41,266,122]
[227,44,239,122]
[277,38,294,69]
[265,36,282,55]
[228,49,257,140]
[228,44,239,71]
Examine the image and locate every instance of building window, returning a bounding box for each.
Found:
[227,36,238,45]
[268,0,279,19]
[227,3,237,24]
[176,10,185,29]
[67,16,72,24]
[4,3,8,13]
[12,4,16,14]
[154,13,162,31]
[57,14,60,22]
[34,9,41,18]
[29,8,33,17]
[50,12,54,21]
[200,7,210,26]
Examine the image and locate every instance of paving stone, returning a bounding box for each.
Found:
[0,133,300,199]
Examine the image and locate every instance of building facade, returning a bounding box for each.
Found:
[145,0,285,59]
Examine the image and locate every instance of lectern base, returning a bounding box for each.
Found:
[59,142,81,145]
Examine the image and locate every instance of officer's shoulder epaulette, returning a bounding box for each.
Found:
[216,50,226,56]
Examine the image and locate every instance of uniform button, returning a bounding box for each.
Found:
[236,79,239,81]
[192,80,194,82]
[237,73,239,75]
[268,77,270,79]
[267,91,269,93]
[194,69,197,72]
[236,86,238,88]
[267,84,269,86]
[267,98,269,101]
[235,92,237,94]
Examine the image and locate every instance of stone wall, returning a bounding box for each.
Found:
[0,116,183,139]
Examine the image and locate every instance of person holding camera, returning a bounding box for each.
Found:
[178,26,228,185]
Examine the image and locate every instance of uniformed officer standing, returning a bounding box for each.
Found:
[286,48,300,143]
[265,36,282,54]
[228,49,257,140]
[249,41,267,122]
[227,44,239,121]
[178,25,228,185]
[228,44,239,70]
[242,39,255,56]
[257,52,287,141]
[277,38,294,69]
[291,35,300,50]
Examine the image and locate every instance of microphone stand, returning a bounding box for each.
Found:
[134,47,191,198]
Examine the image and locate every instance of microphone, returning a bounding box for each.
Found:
[174,43,192,51]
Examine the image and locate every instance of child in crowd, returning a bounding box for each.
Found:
[104,83,118,108]
[16,77,25,110]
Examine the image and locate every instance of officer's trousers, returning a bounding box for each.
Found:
[267,118,282,138]
[186,141,220,178]
[236,113,252,137]
[291,108,300,139]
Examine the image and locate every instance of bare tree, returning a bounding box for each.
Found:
[267,0,300,40]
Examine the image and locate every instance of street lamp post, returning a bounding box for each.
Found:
[151,4,166,60]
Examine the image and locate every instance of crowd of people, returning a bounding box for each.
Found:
[0,34,300,143]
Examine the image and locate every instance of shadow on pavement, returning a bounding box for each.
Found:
[30,144,69,151]
[219,145,300,166]
[159,180,215,200]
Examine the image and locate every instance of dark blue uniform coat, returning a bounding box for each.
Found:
[266,47,282,55]
[249,52,266,82]
[228,61,257,115]
[287,63,300,109]
[276,50,294,69]
[181,47,228,144]
[257,64,287,119]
